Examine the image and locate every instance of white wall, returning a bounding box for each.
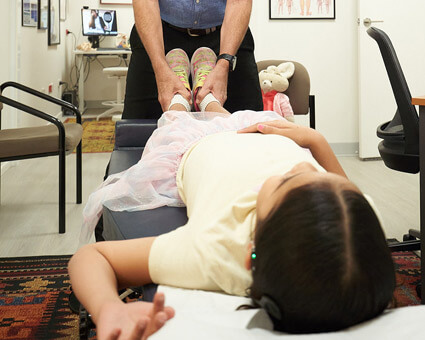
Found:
[1,1,134,124]
[1,0,15,132]
[3,1,359,146]
[0,0,68,128]
[0,1,11,86]
[65,1,134,104]
[250,1,359,146]
[69,1,359,145]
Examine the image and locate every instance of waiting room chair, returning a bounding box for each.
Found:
[257,60,315,129]
[97,66,128,121]
[367,27,421,296]
[0,81,83,233]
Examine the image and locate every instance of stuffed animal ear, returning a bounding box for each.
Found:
[277,62,295,80]
[266,65,278,73]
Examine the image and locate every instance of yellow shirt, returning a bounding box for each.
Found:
[148,131,324,296]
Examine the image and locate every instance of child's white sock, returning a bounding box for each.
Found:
[168,94,191,112]
[199,93,221,112]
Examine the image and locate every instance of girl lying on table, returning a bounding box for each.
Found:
[69,48,395,340]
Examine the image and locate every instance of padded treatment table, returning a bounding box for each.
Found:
[102,119,188,241]
[101,119,189,301]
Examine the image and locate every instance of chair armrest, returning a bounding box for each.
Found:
[1,81,81,123]
[0,94,66,150]
[115,119,157,149]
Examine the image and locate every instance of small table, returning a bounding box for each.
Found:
[74,49,132,114]
[411,96,425,304]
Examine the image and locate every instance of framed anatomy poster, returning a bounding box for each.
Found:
[270,0,336,20]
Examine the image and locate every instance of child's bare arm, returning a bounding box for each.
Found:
[68,237,174,339]
[238,120,348,178]
[69,238,155,319]
[306,131,348,178]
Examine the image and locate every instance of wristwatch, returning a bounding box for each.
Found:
[217,54,237,72]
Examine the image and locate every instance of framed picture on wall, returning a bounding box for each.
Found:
[48,0,60,45]
[60,0,66,21]
[100,0,132,4]
[22,0,38,27]
[38,0,48,29]
[270,0,336,20]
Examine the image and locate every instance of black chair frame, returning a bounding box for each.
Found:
[309,95,316,129]
[0,81,82,233]
[367,27,423,301]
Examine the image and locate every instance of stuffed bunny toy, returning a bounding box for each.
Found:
[259,62,295,121]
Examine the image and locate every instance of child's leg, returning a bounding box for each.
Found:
[205,102,230,114]
[168,93,191,112]
[200,93,230,114]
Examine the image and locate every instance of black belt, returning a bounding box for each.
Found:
[166,22,220,36]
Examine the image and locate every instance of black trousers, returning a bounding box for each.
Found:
[122,22,263,119]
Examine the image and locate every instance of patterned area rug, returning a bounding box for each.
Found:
[0,252,421,338]
[0,255,78,339]
[392,251,421,306]
[64,118,115,153]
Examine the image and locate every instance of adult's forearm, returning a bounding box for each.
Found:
[132,0,168,73]
[212,0,252,81]
[219,0,252,56]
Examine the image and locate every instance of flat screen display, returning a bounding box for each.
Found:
[81,9,118,36]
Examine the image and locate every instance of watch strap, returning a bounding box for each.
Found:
[217,53,236,72]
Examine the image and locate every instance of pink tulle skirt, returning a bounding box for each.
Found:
[80,110,284,244]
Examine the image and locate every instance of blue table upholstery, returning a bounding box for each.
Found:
[102,120,188,242]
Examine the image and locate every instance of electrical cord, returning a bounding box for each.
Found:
[84,57,93,82]
[67,31,82,93]
[67,30,129,100]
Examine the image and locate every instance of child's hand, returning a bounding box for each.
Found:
[238,119,319,149]
[96,292,175,340]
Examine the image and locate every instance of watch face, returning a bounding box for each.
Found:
[231,56,237,71]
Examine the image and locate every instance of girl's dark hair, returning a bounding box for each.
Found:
[251,182,395,333]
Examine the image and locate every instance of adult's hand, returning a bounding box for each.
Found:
[155,66,192,112]
[238,119,320,149]
[96,292,175,340]
[195,63,228,108]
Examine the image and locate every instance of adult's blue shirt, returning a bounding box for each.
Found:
[159,0,226,29]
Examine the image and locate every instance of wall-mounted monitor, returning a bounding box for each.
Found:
[81,8,118,36]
